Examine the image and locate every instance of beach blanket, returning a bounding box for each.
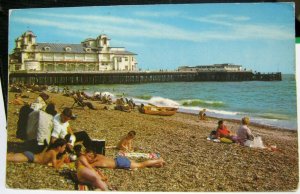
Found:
[206,137,221,143]
[117,152,160,159]
[206,137,234,143]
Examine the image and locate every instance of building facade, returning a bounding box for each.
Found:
[178,63,245,72]
[9,31,138,72]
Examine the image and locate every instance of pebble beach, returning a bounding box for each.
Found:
[5,91,299,192]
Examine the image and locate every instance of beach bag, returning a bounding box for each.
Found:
[16,104,34,140]
[253,136,264,148]
[244,136,264,148]
[90,139,106,155]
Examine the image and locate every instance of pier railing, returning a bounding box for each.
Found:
[9,71,282,85]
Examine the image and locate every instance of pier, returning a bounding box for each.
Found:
[9,71,282,85]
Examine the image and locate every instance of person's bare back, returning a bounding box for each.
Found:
[116,131,136,152]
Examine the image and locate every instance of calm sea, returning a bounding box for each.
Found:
[67,74,297,130]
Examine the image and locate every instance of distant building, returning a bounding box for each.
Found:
[178,64,244,72]
[9,31,138,72]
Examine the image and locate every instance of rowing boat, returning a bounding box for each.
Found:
[139,105,177,116]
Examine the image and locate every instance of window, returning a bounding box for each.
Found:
[125,57,128,61]
[28,52,35,59]
[65,47,72,52]
[28,36,32,43]
[85,48,91,52]
[43,47,50,51]
[117,57,122,62]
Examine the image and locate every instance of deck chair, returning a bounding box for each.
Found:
[71,96,86,109]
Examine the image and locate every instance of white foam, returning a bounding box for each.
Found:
[148,96,180,107]
[178,106,239,116]
[95,91,115,97]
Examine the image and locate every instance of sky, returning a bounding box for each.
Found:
[8,3,295,73]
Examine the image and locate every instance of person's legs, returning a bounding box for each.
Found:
[130,158,165,169]
[86,102,97,110]
[26,140,47,154]
[7,153,30,162]
[77,167,108,191]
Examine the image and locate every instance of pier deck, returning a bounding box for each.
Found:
[9,71,282,85]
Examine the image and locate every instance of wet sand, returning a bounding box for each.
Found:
[5,91,299,191]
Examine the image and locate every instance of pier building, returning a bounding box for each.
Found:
[178,64,244,72]
[9,31,138,72]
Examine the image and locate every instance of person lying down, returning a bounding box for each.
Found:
[7,138,68,169]
[84,149,165,170]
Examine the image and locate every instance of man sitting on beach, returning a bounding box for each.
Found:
[85,149,165,170]
[31,92,49,111]
[7,138,68,169]
[50,107,93,151]
[25,102,58,153]
[116,130,136,152]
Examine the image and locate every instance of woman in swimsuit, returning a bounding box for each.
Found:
[7,138,67,169]
[76,152,110,191]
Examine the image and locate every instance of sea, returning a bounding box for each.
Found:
[63,74,297,130]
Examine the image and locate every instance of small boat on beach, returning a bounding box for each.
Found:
[139,104,178,116]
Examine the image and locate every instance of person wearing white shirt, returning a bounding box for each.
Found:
[50,107,92,150]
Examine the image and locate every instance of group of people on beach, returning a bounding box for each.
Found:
[198,107,258,146]
[208,117,259,146]
[7,91,165,191]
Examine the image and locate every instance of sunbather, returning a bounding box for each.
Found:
[76,152,110,191]
[73,92,97,110]
[7,138,67,169]
[116,130,136,152]
[10,93,25,105]
[86,149,165,170]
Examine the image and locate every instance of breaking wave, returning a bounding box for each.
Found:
[180,99,225,107]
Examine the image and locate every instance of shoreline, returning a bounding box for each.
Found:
[5,91,299,191]
[132,99,297,131]
[175,109,297,132]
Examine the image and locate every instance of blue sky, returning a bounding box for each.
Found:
[9,3,295,73]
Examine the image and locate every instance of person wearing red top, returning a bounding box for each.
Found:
[216,120,231,139]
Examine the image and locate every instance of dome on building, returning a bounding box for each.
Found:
[23,31,36,37]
